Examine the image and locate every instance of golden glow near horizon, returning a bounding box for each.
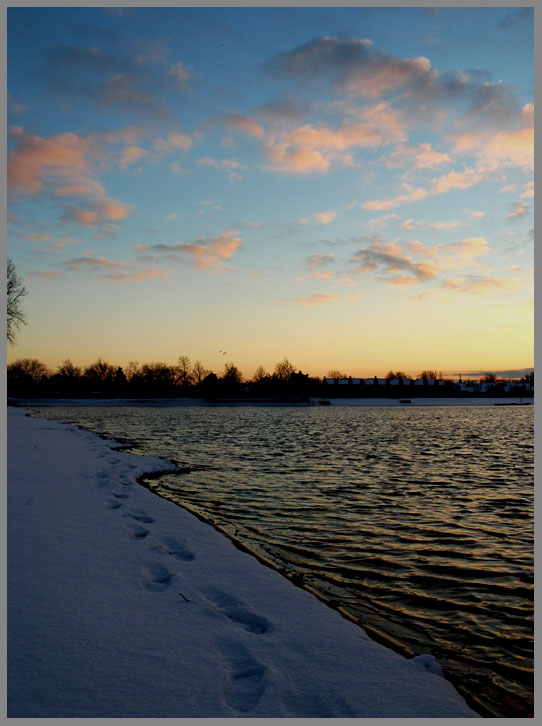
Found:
[7,7,533,380]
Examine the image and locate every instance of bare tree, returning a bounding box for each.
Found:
[7,358,49,384]
[83,359,117,386]
[56,359,82,379]
[192,360,210,385]
[176,355,194,386]
[253,365,268,382]
[273,357,295,382]
[328,369,347,380]
[7,258,27,345]
[222,362,243,384]
[418,369,443,381]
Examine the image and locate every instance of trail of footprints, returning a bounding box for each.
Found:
[98,451,272,715]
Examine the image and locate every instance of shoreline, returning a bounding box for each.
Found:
[7,406,480,718]
[9,395,533,408]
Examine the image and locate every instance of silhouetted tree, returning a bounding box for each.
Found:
[176,355,193,387]
[253,365,268,382]
[419,369,443,381]
[480,373,496,383]
[328,370,347,380]
[522,371,534,386]
[222,362,243,384]
[274,357,295,383]
[200,372,219,399]
[57,359,82,379]
[386,370,408,381]
[83,359,117,391]
[51,359,83,395]
[140,362,176,393]
[7,258,27,345]
[192,360,210,386]
[114,366,127,388]
[7,358,49,395]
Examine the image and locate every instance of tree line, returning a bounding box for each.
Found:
[7,355,533,400]
[6,356,320,399]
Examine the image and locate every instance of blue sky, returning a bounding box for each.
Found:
[7,5,534,379]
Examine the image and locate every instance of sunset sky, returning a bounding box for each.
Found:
[6,5,534,379]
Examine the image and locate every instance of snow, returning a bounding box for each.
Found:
[7,407,480,718]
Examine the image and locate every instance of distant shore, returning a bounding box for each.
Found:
[8,396,534,408]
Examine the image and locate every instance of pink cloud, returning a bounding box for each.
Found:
[454,126,533,171]
[265,117,387,174]
[283,293,339,306]
[441,276,522,295]
[152,129,193,153]
[27,270,65,280]
[382,142,451,169]
[8,131,97,195]
[119,145,149,169]
[223,113,264,139]
[167,62,194,85]
[63,256,124,271]
[306,253,335,269]
[102,268,170,284]
[265,144,329,174]
[62,199,132,227]
[507,201,529,219]
[362,166,487,211]
[408,237,490,270]
[151,230,242,271]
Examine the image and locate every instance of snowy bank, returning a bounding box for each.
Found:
[7,407,480,718]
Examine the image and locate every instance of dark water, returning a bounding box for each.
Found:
[35,404,533,717]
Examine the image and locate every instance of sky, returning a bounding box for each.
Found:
[6,4,534,380]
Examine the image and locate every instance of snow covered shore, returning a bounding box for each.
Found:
[7,407,480,718]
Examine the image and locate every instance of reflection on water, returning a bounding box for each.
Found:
[36,405,533,717]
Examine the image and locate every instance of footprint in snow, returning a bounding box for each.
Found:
[141,561,173,591]
[156,536,195,562]
[127,524,150,539]
[219,641,267,714]
[125,509,155,524]
[204,587,271,635]
[107,499,123,510]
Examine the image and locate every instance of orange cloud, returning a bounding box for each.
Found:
[409,237,490,270]
[151,230,242,271]
[282,293,339,306]
[441,276,523,295]
[265,119,385,174]
[62,199,132,227]
[119,145,149,169]
[362,166,487,211]
[223,113,264,139]
[152,129,193,153]
[507,201,529,219]
[382,142,451,169]
[8,131,97,195]
[362,186,428,211]
[103,268,170,284]
[63,256,125,271]
[265,144,329,174]
[454,126,533,171]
